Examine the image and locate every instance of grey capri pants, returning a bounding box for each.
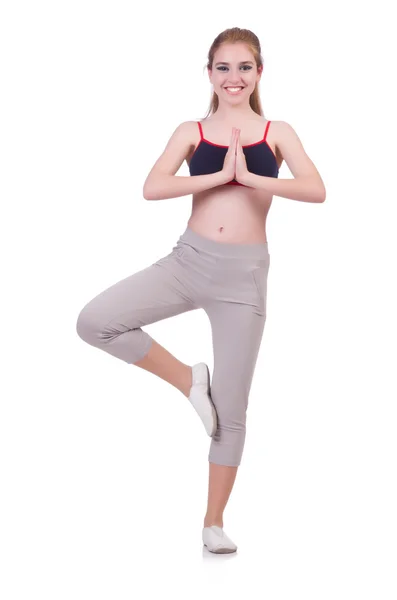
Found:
[76,226,270,467]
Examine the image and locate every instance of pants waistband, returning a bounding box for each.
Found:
[178,226,269,260]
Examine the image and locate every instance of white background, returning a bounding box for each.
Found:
[1,0,396,598]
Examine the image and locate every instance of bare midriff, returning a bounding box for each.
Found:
[186,184,273,244]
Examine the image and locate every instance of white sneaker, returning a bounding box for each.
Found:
[188,363,217,437]
[202,525,238,554]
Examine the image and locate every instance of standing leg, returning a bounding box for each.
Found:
[203,301,266,527]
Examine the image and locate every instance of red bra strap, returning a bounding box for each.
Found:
[197,121,204,140]
[263,120,271,141]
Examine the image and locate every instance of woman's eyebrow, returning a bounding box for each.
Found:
[214,61,254,66]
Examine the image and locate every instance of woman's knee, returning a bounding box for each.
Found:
[208,405,248,467]
[76,301,152,364]
[75,303,101,345]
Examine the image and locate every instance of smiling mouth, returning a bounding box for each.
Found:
[224,86,245,94]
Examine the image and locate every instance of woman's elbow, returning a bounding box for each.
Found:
[143,186,154,200]
[143,172,166,200]
[143,179,157,201]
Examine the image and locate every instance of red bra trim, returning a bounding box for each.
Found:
[191,121,277,162]
[264,120,270,141]
[196,120,272,148]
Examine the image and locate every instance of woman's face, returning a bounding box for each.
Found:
[208,42,262,104]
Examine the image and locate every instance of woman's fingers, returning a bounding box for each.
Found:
[235,128,240,152]
[229,127,241,153]
[229,128,237,152]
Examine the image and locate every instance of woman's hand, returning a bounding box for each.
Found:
[235,129,250,185]
[221,127,239,183]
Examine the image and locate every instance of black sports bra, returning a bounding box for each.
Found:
[188,120,279,186]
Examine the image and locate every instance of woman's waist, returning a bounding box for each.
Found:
[188,205,268,245]
[186,219,268,246]
[178,223,269,263]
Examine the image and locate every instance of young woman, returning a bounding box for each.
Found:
[76,27,326,554]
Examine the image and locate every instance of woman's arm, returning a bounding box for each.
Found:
[240,121,326,203]
[143,121,228,200]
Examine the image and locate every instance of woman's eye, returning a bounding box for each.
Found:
[217,66,252,72]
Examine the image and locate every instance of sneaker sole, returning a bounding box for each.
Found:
[203,363,218,437]
[203,544,237,554]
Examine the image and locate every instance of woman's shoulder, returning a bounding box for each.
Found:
[171,120,201,148]
[171,120,200,138]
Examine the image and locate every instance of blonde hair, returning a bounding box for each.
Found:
[202,27,265,119]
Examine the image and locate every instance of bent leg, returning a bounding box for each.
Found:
[76,252,197,364]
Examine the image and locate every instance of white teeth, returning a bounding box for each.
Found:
[226,87,243,91]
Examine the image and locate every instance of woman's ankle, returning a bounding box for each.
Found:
[203,517,223,528]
